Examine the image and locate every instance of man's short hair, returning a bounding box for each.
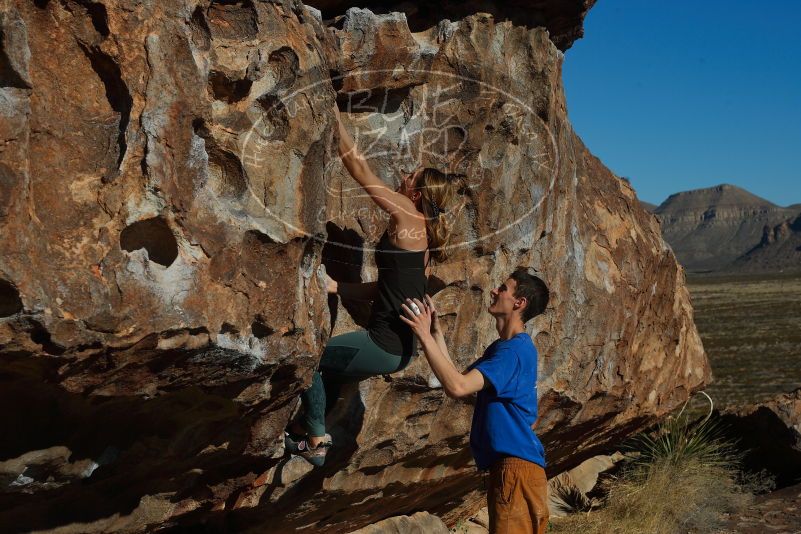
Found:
[509,268,549,323]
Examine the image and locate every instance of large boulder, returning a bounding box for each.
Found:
[306,0,597,51]
[718,388,801,488]
[0,1,708,532]
[346,511,450,534]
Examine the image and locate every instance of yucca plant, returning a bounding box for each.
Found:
[627,391,739,468]
[549,392,753,534]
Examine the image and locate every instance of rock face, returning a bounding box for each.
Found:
[639,200,658,212]
[653,184,797,272]
[719,388,801,489]
[0,1,707,532]
[718,482,801,534]
[716,389,801,534]
[347,511,450,533]
[307,0,596,51]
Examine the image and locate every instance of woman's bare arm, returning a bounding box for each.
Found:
[335,107,417,219]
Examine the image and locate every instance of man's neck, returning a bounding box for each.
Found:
[494,315,525,340]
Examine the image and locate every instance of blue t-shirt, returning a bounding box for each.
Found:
[467,332,545,470]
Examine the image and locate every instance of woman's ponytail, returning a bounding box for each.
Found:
[416,168,461,263]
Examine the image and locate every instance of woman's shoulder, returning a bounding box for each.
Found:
[385,222,427,251]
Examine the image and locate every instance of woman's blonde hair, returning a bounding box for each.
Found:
[416,168,461,263]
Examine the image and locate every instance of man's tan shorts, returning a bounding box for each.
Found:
[487,457,549,534]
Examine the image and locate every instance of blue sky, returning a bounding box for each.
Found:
[562,1,801,207]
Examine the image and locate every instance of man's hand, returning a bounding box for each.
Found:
[422,294,442,336]
[400,297,433,340]
[400,296,441,336]
[401,297,486,399]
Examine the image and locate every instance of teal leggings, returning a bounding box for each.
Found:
[301,330,411,437]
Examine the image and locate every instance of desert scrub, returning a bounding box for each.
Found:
[550,399,752,534]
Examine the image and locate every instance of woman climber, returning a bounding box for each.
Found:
[284,105,461,466]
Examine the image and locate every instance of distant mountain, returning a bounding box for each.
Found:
[652,184,798,272]
[731,214,801,273]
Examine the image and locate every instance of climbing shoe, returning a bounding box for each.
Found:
[284,432,332,467]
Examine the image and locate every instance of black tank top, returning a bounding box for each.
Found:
[367,231,428,356]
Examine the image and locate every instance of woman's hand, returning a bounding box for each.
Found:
[325,273,338,294]
[400,297,434,340]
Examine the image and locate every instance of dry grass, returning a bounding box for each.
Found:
[550,411,753,534]
[687,273,801,407]
[550,458,750,534]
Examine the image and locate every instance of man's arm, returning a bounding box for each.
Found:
[431,328,451,362]
[416,332,486,399]
[422,293,454,365]
[400,297,486,399]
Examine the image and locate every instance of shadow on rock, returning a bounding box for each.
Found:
[0,350,300,533]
